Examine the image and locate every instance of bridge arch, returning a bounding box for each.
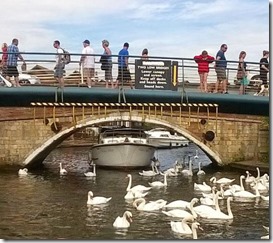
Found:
[23,113,221,168]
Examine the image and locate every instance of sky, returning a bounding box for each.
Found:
[0,0,270,66]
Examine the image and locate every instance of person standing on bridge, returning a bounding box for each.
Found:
[53,40,65,88]
[236,51,248,95]
[214,44,228,94]
[194,50,215,93]
[115,42,132,89]
[101,39,113,88]
[6,38,25,87]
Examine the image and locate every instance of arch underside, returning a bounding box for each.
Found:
[23,113,222,168]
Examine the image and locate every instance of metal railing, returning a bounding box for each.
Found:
[0,51,266,89]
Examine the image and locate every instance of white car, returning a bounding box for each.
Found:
[19,73,41,85]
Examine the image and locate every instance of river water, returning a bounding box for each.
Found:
[0,143,269,240]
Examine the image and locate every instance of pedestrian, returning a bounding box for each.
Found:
[53,40,65,88]
[259,50,269,85]
[194,50,215,93]
[6,38,25,87]
[1,43,8,78]
[101,39,113,88]
[79,40,95,88]
[236,51,248,95]
[115,42,132,89]
[141,48,149,60]
[214,44,228,94]
[254,50,269,96]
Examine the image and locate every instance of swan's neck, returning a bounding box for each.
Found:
[256,167,260,179]
[154,165,159,174]
[198,162,201,171]
[192,225,198,239]
[227,197,233,217]
[93,164,96,174]
[126,176,132,191]
[60,163,62,170]
[240,176,245,191]
[164,174,167,185]
[214,193,221,212]
[255,183,260,197]
[189,200,198,218]
[189,160,192,171]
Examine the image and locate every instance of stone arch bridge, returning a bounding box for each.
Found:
[0,101,269,168]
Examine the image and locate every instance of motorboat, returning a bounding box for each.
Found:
[90,128,156,169]
[145,128,190,148]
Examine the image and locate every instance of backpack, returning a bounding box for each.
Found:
[61,48,71,64]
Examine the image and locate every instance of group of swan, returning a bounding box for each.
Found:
[87,191,112,205]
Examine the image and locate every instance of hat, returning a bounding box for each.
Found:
[83,40,90,44]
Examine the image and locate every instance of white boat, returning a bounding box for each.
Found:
[145,128,190,148]
[90,128,156,169]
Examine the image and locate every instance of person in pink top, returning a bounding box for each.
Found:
[194,50,215,93]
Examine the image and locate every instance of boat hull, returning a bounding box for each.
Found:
[90,143,156,169]
[148,137,189,148]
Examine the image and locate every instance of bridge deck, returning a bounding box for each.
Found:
[0,86,269,116]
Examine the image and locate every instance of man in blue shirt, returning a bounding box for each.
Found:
[214,44,228,94]
[115,42,132,88]
[6,38,25,87]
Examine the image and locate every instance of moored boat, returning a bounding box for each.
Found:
[90,128,156,169]
[145,127,190,148]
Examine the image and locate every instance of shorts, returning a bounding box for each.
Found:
[83,68,95,79]
[54,63,65,78]
[117,66,131,82]
[215,67,227,81]
[6,66,19,78]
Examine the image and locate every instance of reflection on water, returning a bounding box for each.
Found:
[0,143,269,240]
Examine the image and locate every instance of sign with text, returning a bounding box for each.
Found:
[135,60,178,91]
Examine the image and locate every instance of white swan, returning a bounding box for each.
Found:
[126,174,152,193]
[172,220,201,240]
[163,198,198,218]
[59,163,67,175]
[245,171,255,183]
[18,168,28,175]
[87,191,112,205]
[194,150,199,160]
[196,195,233,220]
[170,215,195,234]
[200,196,215,206]
[261,226,269,239]
[229,175,245,192]
[260,195,269,201]
[124,189,149,200]
[197,161,205,176]
[113,211,133,229]
[210,176,235,185]
[148,173,167,187]
[133,198,166,211]
[139,163,159,176]
[194,182,211,192]
[231,180,260,199]
[84,164,96,177]
[164,199,193,210]
[181,159,193,176]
